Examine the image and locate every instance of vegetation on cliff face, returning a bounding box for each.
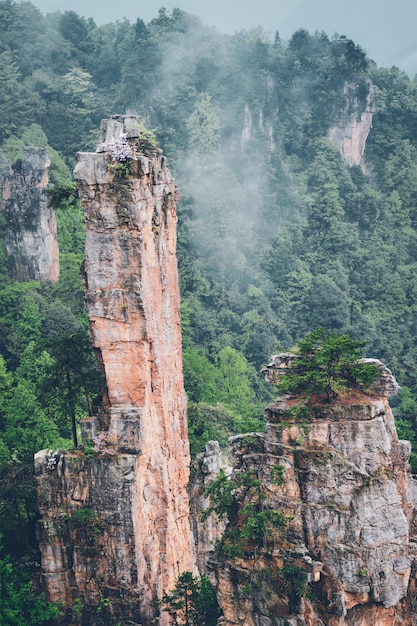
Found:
[204,467,291,559]
[162,571,221,625]
[0,0,417,614]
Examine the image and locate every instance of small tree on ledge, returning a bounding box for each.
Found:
[276,328,379,403]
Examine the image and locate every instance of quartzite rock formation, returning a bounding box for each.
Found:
[36,116,195,624]
[0,147,59,282]
[197,357,417,626]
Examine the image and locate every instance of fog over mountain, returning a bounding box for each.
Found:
[32,0,417,77]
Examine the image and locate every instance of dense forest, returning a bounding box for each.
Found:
[1,1,417,620]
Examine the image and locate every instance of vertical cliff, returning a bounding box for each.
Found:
[200,358,417,625]
[36,115,195,624]
[0,147,59,283]
[328,80,374,169]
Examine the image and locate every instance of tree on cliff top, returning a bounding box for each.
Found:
[276,327,379,403]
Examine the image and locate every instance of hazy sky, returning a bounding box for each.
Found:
[31,0,417,77]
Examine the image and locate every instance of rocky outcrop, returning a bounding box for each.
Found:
[262,354,401,398]
[203,363,417,625]
[190,441,228,574]
[36,116,195,624]
[328,80,374,169]
[0,147,59,282]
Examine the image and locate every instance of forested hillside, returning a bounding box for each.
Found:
[1,2,417,618]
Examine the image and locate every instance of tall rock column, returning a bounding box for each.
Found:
[36,116,195,624]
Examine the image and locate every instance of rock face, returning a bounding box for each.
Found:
[0,147,59,282]
[328,80,374,169]
[36,116,195,624]
[190,441,227,574]
[203,363,417,625]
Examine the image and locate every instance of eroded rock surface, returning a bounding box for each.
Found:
[37,116,195,624]
[190,441,228,574]
[0,147,59,282]
[204,363,417,625]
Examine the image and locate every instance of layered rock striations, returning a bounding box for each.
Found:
[0,147,59,282]
[201,360,417,625]
[36,116,195,624]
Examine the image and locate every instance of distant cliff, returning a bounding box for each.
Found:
[328,80,374,169]
[0,147,59,283]
[36,116,195,625]
[241,77,373,169]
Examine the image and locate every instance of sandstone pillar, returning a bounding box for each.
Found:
[37,116,195,624]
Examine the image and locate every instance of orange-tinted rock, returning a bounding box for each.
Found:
[328,80,374,169]
[37,116,195,624]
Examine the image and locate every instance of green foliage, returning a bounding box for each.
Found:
[133,120,158,146]
[239,506,288,543]
[44,183,79,209]
[187,402,235,457]
[277,328,379,402]
[282,405,310,421]
[1,7,417,616]
[71,598,84,622]
[84,439,94,458]
[4,380,61,462]
[1,124,71,185]
[186,93,220,156]
[162,571,221,626]
[183,346,266,456]
[0,207,94,558]
[0,534,62,625]
[206,468,291,559]
[96,593,112,614]
[270,463,285,486]
[281,563,311,600]
[393,389,417,473]
[69,507,98,524]
[43,326,102,447]
[203,470,236,521]
[109,162,129,178]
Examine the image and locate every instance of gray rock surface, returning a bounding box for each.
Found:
[208,389,417,625]
[0,147,59,282]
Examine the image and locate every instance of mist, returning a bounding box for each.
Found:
[31,0,417,77]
